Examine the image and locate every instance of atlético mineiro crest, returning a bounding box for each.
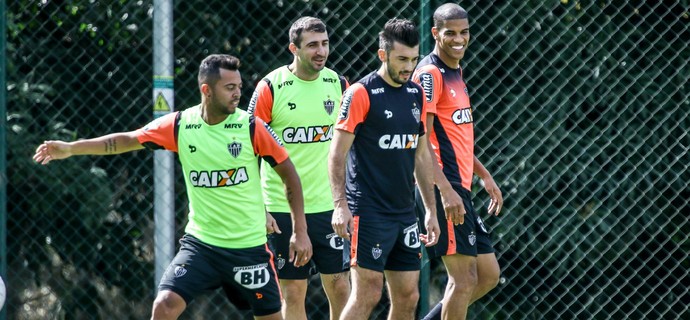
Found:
[228,141,242,158]
[411,105,421,123]
[174,265,187,278]
[277,257,286,270]
[324,98,335,115]
[468,232,477,246]
[372,244,382,260]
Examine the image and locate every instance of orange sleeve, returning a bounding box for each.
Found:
[248,79,274,123]
[135,112,179,152]
[416,82,429,136]
[335,84,370,133]
[252,117,288,167]
[412,65,443,115]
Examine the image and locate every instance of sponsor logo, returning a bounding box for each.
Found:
[406,87,419,94]
[385,110,393,119]
[185,124,202,130]
[288,102,297,110]
[450,88,457,97]
[371,87,385,94]
[404,223,421,248]
[378,134,419,149]
[324,98,335,115]
[451,108,473,125]
[323,77,337,83]
[247,90,259,115]
[174,265,187,278]
[277,80,294,89]
[189,145,197,153]
[419,73,434,102]
[233,263,270,289]
[338,89,354,120]
[326,233,345,250]
[372,245,382,260]
[190,167,249,188]
[224,123,243,129]
[282,125,333,144]
[411,106,420,123]
[227,141,242,158]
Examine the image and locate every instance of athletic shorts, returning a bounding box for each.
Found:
[349,211,422,272]
[415,185,495,259]
[269,211,349,279]
[158,234,282,317]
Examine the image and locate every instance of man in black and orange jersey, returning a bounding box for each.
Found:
[33,54,312,320]
[412,3,504,320]
[328,18,440,320]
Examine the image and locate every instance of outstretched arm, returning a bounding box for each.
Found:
[272,158,312,267]
[33,131,144,165]
[474,156,503,215]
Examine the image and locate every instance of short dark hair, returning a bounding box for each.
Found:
[198,54,241,87]
[433,3,469,29]
[378,18,420,52]
[289,16,327,48]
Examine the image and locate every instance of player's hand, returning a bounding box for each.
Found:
[33,140,72,165]
[483,176,503,216]
[331,204,353,241]
[439,186,466,225]
[265,212,281,234]
[289,232,312,268]
[420,211,440,247]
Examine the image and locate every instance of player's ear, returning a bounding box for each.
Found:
[289,43,298,55]
[377,49,386,62]
[431,27,439,40]
[200,83,211,97]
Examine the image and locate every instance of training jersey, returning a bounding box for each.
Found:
[336,71,427,215]
[135,106,288,249]
[413,53,474,191]
[248,66,347,213]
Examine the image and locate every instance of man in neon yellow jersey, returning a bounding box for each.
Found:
[248,16,349,320]
[33,54,312,320]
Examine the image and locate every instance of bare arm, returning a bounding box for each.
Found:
[426,114,466,225]
[33,131,144,165]
[328,129,356,240]
[272,158,312,266]
[414,133,440,246]
[473,156,503,215]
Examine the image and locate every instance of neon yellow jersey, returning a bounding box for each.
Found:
[137,106,288,248]
[249,66,347,213]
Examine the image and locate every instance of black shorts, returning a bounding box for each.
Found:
[415,185,495,259]
[349,211,422,272]
[269,211,349,279]
[158,234,282,317]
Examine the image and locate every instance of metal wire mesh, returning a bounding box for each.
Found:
[4,0,689,319]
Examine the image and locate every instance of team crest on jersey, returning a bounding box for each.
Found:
[276,256,286,270]
[339,88,355,120]
[227,141,242,158]
[411,105,421,123]
[174,265,187,278]
[372,244,382,260]
[324,98,335,115]
[419,72,434,102]
[468,232,477,246]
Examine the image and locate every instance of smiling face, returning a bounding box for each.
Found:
[291,30,330,78]
[433,18,470,68]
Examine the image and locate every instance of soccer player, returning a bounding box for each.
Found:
[412,4,504,320]
[33,54,312,320]
[247,16,350,320]
[328,18,440,320]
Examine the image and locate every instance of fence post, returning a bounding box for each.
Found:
[0,0,7,318]
[152,0,176,293]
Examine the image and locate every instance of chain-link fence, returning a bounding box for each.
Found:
[4,0,689,319]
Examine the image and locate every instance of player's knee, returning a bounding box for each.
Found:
[151,291,185,320]
[281,281,308,303]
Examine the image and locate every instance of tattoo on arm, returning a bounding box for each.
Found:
[104,139,117,154]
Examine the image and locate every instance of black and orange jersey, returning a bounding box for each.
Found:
[336,71,427,214]
[413,53,474,191]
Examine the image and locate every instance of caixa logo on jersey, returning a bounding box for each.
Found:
[452,107,473,125]
[227,141,242,158]
[233,263,271,289]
